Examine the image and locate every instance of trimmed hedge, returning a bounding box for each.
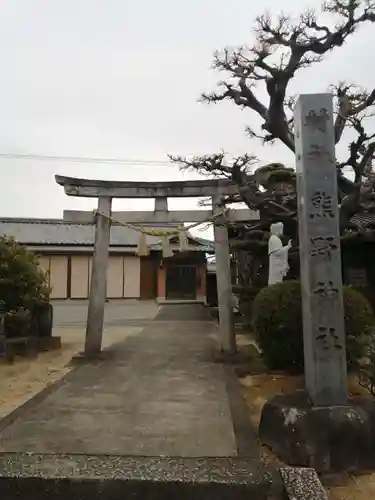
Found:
[252,280,374,372]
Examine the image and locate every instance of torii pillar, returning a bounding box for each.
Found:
[213,195,236,354]
[84,196,112,356]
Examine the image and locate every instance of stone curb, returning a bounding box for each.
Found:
[0,453,329,500]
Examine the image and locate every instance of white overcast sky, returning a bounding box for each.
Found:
[0,0,373,233]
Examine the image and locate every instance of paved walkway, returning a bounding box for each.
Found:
[52,299,160,327]
[0,305,258,458]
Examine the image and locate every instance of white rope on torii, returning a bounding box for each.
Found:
[94,208,229,258]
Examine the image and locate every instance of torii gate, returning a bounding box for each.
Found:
[55,175,258,357]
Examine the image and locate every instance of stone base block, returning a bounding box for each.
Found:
[3,337,38,362]
[259,390,375,473]
[156,298,206,304]
[35,336,61,351]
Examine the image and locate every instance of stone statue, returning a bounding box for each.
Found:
[268,222,292,285]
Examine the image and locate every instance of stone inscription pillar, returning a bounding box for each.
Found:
[294,93,347,406]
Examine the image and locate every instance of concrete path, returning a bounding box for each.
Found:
[0,305,258,458]
[52,299,160,327]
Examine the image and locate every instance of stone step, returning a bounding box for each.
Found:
[0,453,286,499]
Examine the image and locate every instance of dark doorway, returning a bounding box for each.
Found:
[206,273,218,306]
[166,265,197,300]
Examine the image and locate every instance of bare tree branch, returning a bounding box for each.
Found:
[169,0,375,283]
[202,0,375,156]
[168,152,258,180]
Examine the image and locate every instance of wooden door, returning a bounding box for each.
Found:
[107,256,124,298]
[166,265,197,300]
[49,256,68,299]
[70,256,90,298]
[140,257,157,299]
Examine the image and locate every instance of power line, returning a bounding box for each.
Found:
[0,152,178,166]
[0,152,358,173]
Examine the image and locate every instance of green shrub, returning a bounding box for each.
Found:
[233,284,261,323]
[0,236,50,313]
[252,280,374,372]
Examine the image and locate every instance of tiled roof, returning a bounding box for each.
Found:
[0,218,160,246]
[0,218,214,249]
